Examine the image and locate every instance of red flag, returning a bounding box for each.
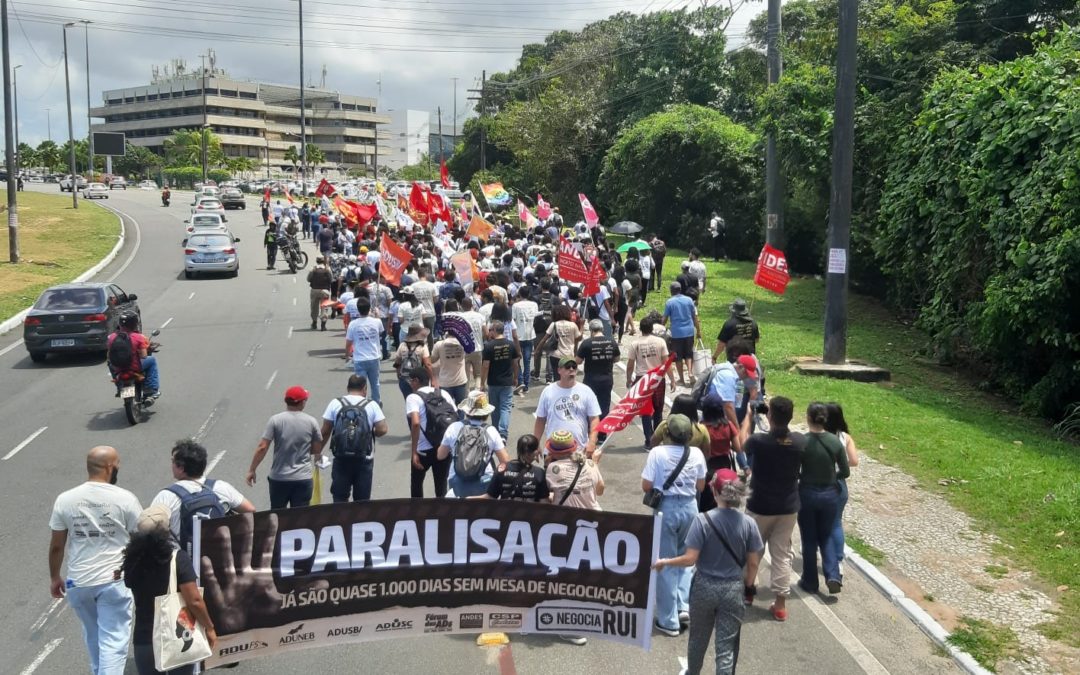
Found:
[598,355,675,434]
[440,160,450,189]
[557,235,590,285]
[754,243,791,295]
[379,233,413,285]
[430,192,452,227]
[263,186,271,203]
[537,194,552,221]
[409,181,432,221]
[283,185,294,205]
[578,193,599,227]
[584,256,606,296]
[315,178,337,198]
[354,202,377,225]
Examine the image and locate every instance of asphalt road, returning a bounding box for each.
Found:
[1,186,961,674]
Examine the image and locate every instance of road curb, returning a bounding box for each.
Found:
[0,208,126,336]
[845,546,994,675]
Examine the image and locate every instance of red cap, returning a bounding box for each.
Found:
[284,385,309,403]
[711,468,739,491]
[736,355,758,379]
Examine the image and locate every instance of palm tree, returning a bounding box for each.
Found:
[284,145,300,175]
[306,144,325,171]
[163,129,225,168]
[36,140,62,170]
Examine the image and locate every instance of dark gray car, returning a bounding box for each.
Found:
[23,283,140,362]
[220,188,246,210]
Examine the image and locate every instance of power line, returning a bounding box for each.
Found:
[9,0,63,68]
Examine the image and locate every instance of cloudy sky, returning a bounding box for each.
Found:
[4,0,766,147]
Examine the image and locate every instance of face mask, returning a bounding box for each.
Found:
[110,467,119,485]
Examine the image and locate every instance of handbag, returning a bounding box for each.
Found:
[643,444,691,509]
[153,551,212,671]
[691,338,713,380]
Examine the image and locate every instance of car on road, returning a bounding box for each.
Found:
[183,231,240,278]
[83,182,110,199]
[23,283,140,363]
[191,197,227,220]
[109,177,127,190]
[138,180,157,190]
[220,187,246,210]
[59,175,88,192]
[186,213,229,234]
[194,185,220,199]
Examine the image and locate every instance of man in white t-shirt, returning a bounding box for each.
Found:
[688,248,708,293]
[534,357,602,461]
[405,368,456,498]
[638,246,653,303]
[346,295,385,405]
[151,439,254,556]
[49,446,142,675]
[437,391,509,497]
[511,286,539,394]
[410,268,438,349]
[314,374,389,502]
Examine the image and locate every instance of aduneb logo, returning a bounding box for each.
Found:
[279,623,316,646]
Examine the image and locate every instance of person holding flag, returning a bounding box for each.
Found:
[626,318,671,450]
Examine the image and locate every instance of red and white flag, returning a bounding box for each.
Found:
[557,235,590,285]
[578,193,599,227]
[314,178,337,198]
[379,233,413,286]
[598,355,675,434]
[754,243,791,295]
[584,255,606,297]
[537,194,552,221]
[517,199,538,228]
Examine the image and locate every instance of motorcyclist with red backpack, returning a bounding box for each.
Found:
[107,312,161,401]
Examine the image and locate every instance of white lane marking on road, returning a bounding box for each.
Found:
[193,408,220,442]
[244,344,262,367]
[160,317,174,329]
[29,599,64,634]
[204,451,226,475]
[20,638,63,675]
[292,297,297,306]
[3,427,48,461]
[288,327,294,340]
[265,370,278,390]
[292,277,297,284]
[187,292,196,300]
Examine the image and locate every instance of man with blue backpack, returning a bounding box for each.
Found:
[314,374,389,502]
[151,439,255,559]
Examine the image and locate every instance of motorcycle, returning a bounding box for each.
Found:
[280,234,309,273]
[112,330,161,425]
[162,190,171,207]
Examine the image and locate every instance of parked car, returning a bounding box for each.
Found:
[59,175,88,192]
[220,187,246,210]
[183,231,240,278]
[138,180,158,190]
[109,177,127,190]
[190,197,227,220]
[83,183,110,199]
[186,213,229,234]
[23,283,140,362]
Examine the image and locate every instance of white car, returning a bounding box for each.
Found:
[186,213,228,234]
[138,180,158,190]
[83,183,110,199]
[191,197,227,220]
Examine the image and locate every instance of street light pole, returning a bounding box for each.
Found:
[3,0,21,261]
[451,77,458,151]
[765,0,784,247]
[81,20,93,178]
[298,0,307,196]
[13,64,21,175]
[200,53,208,184]
[45,108,51,142]
[63,22,79,209]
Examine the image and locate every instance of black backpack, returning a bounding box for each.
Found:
[398,345,424,379]
[422,391,457,448]
[330,397,375,459]
[166,479,227,559]
[108,331,135,372]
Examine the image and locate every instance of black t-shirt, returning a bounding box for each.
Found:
[482,338,520,386]
[745,432,806,516]
[487,460,550,501]
[718,316,760,352]
[576,336,620,380]
[317,227,335,251]
[125,550,198,645]
[676,273,696,294]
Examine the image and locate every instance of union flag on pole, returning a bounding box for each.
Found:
[537,194,552,221]
[517,199,538,228]
[314,178,337,198]
[584,255,606,297]
[578,193,599,227]
[753,243,791,295]
[379,233,413,285]
[557,235,590,285]
[598,355,675,434]
[440,159,451,189]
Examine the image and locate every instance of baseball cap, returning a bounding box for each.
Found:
[736,355,759,378]
[711,468,740,491]
[284,385,309,403]
[136,504,172,534]
[588,319,604,333]
[558,356,578,369]
[667,414,694,444]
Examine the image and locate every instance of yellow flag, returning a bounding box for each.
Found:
[467,214,495,241]
[311,457,322,505]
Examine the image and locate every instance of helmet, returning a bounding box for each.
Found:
[360,246,369,254]
[119,312,139,330]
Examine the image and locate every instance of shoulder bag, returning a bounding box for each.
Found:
[643,444,690,509]
[557,461,585,506]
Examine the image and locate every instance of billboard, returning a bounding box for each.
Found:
[92,132,126,156]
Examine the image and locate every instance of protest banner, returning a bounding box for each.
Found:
[379,234,413,285]
[557,235,590,285]
[754,243,791,295]
[598,355,674,434]
[196,499,658,666]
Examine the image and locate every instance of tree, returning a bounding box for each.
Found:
[306,144,325,169]
[112,142,162,178]
[396,154,439,182]
[163,129,224,168]
[35,140,62,170]
[597,104,761,255]
[16,142,37,169]
[226,156,258,177]
[284,145,300,173]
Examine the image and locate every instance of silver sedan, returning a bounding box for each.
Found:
[183,232,240,278]
[191,197,227,221]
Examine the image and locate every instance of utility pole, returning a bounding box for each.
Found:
[765,0,784,247]
[45,108,51,141]
[12,64,20,176]
[372,112,378,181]
[467,71,486,171]
[82,20,93,178]
[200,53,208,184]
[3,0,20,261]
[437,106,443,166]
[298,0,307,196]
[823,0,858,364]
[451,76,458,150]
[63,23,78,209]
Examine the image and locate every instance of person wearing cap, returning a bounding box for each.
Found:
[663,281,702,388]
[437,391,510,497]
[307,255,334,330]
[545,429,604,509]
[123,505,217,674]
[246,385,323,509]
[313,374,389,503]
[676,260,697,297]
[346,296,386,406]
[533,355,602,461]
[641,414,708,637]
[576,318,620,429]
[653,469,763,674]
[481,319,521,440]
[715,297,761,358]
[733,351,763,431]
[394,324,437,402]
[49,446,142,675]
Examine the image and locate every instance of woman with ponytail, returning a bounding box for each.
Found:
[797,402,850,596]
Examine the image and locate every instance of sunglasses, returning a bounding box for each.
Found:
[561,363,578,370]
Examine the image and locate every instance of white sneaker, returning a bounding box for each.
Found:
[678,610,690,626]
[559,635,587,645]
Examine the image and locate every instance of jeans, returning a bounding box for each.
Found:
[449,472,491,498]
[397,377,412,403]
[584,375,613,420]
[265,243,277,268]
[268,477,313,509]
[518,339,534,390]
[411,451,450,498]
[444,384,469,407]
[686,576,743,675]
[601,319,613,339]
[134,643,193,675]
[331,456,374,502]
[831,479,849,566]
[66,580,133,675]
[797,484,842,590]
[639,378,666,446]
[311,223,320,243]
[423,315,436,350]
[352,358,382,406]
[488,385,513,440]
[656,495,697,631]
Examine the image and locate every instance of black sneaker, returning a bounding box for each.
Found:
[826,578,843,594]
